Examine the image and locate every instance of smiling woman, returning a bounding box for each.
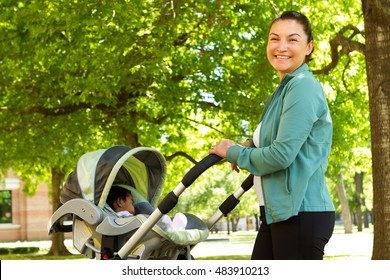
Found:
[266,19,314,80]
[209,11,335,260]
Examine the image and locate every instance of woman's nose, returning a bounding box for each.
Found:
[277,40,287,51]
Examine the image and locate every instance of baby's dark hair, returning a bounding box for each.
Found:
[106,186,132,209]
[270,11,314,62]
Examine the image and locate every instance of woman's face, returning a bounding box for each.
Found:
[267,19,313,80]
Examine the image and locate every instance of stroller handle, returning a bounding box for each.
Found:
[158,154,223,214]
[181,154,223,187]
[206,173,254,230]
[241,173,254,191]
[117,154,223,259]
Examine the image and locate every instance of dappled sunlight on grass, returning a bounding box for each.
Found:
[1,225,373,260]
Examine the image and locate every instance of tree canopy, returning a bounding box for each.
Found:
[1,0,382,256]
[0,0,367,181]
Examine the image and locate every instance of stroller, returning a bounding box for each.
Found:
[48,145,253,260]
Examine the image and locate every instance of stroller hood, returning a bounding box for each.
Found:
[60,145,166,208]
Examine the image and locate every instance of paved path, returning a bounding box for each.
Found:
[324,228,373,259]
[191,228,373,259]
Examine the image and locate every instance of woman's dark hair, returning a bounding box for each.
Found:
[270,11,314,62]
[106,186,132,209]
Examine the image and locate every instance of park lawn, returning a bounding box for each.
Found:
[0,226,372,260]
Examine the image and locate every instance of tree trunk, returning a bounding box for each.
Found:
[226,215,231,235]
[254,213,260,231]
[47,167,71,256]
[336,173,353,233]
[362,0,390,260]
[230,216,240,232]
[354,172,364,232]
[364,210,370,228]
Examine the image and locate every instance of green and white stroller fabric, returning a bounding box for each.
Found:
[60,145,209,248]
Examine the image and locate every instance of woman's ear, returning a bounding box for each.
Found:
[306,40,314,56]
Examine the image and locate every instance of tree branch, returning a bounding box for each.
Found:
[313,24,365,75]
[184,116,225,135]
[165,151,198,163]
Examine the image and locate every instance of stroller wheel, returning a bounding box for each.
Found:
[177,246,194,260]
[177,253,195,260]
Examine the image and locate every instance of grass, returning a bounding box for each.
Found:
[0,239,87,260]
[0,253,87,260]
[0,225,373,260]
[197,255,250,260]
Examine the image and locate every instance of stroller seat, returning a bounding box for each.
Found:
[98,211,209,246]
[97,185,209,247]
[48,198,208,259]
[48,145,209,260]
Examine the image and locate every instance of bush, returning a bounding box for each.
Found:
[0,247,40,255]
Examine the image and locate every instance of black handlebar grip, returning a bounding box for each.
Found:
[241,174,254,192]
[181,154,223,187]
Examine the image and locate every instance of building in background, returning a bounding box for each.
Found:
[0,170,52,242]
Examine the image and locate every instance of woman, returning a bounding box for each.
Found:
[209,11,335,260]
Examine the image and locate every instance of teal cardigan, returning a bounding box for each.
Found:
[227,64,335,224]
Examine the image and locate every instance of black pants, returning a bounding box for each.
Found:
[251,206,335,260]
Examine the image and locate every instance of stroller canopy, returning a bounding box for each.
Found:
[61,145,166,208]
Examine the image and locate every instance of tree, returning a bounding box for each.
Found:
[0,0,272,255]
[0,0,273,163]
[354,172,365,231]
[335,173,353,233]
[0,0,386,259]
[362,0,390,260]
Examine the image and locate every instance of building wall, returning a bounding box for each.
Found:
[0,170,53,242]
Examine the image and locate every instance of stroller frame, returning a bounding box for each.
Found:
[48,145,253,260]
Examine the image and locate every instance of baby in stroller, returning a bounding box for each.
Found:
[107,185,188,231]
[48,145,209,260]
[106,186,136,217]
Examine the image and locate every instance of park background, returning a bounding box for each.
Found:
[1,0,389,259]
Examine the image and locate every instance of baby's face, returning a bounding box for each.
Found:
[121,194,135,215]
